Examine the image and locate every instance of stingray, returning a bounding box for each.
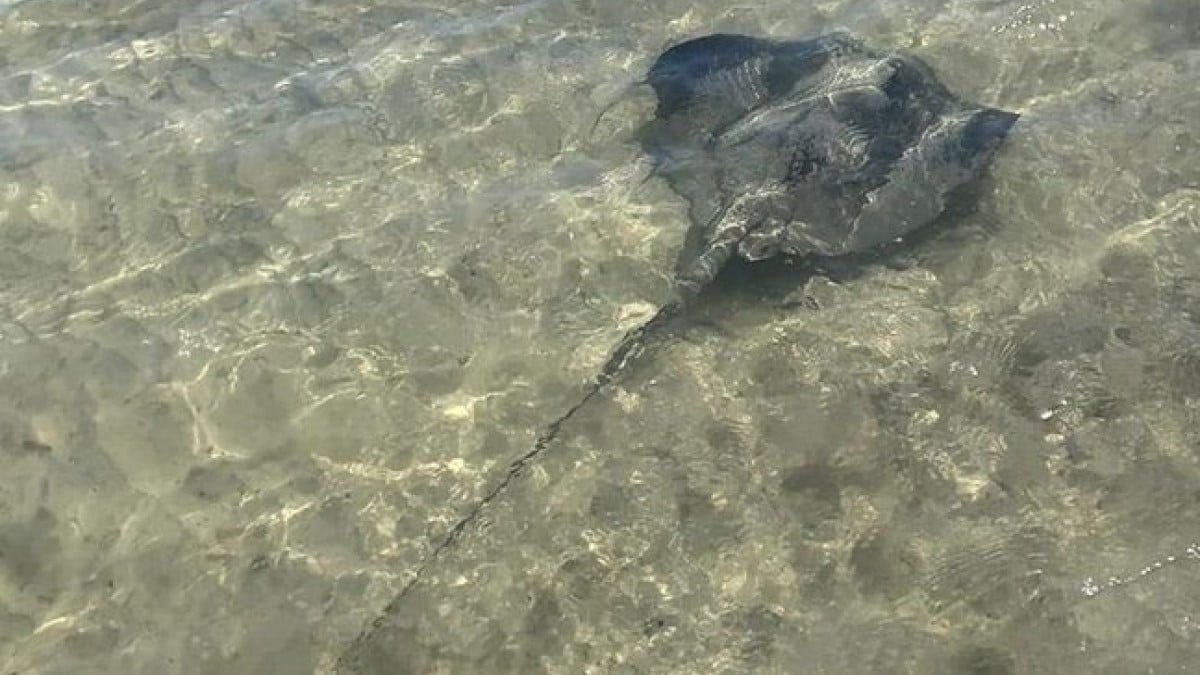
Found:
[337,32,1017,669]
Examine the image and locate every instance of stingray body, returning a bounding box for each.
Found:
[641,32,1018,300]
[337,33,1018,670]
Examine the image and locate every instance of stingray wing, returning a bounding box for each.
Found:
[844,106,1019,252]
[642,32,854,147]
[640,33,851,286]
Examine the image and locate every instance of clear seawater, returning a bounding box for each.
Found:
[1,0,1198,673]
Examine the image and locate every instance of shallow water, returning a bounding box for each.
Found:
[1,0,1198,673]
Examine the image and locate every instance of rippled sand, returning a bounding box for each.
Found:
[1,0,1199,673]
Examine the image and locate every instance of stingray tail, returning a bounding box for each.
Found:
[596,297,685,385]
[336,293,690,673]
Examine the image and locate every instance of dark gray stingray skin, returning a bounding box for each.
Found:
[639,32,1019,298]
